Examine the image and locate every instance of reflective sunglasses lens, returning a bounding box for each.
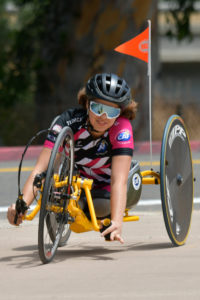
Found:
[105,105,121,118]
[90,101,120,119]
[90,102,103,115]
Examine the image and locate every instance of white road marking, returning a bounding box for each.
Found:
[1,198,200,213]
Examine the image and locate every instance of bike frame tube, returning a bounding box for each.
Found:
[24,198,41,221]
[141,170,160,184]
[76,178,100,231]
[23,170,160,228]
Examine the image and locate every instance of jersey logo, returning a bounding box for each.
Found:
[117,130,131,142]
[132,173,141,191]
[52,124,62,133]
[97,140,108,154]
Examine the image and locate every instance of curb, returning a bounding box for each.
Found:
[0,146,43,161]
[0,141,200,161]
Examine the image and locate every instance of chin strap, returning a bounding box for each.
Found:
[86,119,101,133]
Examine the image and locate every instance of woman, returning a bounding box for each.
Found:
[7,73,137,244]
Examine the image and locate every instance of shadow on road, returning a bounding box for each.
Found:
[0,241,173,268]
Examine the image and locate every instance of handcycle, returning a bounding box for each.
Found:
[14,114,194,264]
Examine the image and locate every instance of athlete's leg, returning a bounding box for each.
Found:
[79,189,111,218]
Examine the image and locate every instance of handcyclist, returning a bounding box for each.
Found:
[7,73,137,244]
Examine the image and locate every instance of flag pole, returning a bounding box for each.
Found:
[147,19,152,168]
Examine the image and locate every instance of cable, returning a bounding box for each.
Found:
[17,128,49,197]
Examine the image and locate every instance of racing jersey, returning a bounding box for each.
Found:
[44,108,134,191]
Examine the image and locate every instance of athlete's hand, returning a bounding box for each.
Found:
[100,220,124,244]
[7,203,24,226]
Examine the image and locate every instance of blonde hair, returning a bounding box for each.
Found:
[77,87,137,121]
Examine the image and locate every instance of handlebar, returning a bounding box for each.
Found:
[14,195,29,225]
[100,218,112,241]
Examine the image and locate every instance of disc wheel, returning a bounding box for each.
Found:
[38,126,74,264]
[160,115,194,246]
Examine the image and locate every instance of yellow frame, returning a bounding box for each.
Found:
[24,170,160,233]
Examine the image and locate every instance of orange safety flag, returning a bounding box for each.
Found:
[114,27,149,63]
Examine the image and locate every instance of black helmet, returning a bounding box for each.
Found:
[86,73,131,108]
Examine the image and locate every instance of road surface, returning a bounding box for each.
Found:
[0,152,200,299]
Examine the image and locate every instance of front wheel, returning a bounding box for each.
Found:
[38,126,74,264]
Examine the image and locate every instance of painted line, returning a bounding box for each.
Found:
[139,159,200,167]
[1,198,200,213]
[139,161,160,167]
[1,159,200,173]
[138,198,200,206]
[0,167,34,173]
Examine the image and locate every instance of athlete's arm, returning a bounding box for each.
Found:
[22,147,51,206]
[7,147,51,225]
[101,155,132,243]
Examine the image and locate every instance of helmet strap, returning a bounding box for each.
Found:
[87,119,100,133]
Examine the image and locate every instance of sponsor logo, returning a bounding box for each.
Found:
[139,40,148,53]
[117,130,131,142]
[114,120,119,126]
[168,125,186,148]
[47,134,56,142]
[132,173,141,191]
[66,117,82,126]
[97,140,108,154]
[52,124,62,133]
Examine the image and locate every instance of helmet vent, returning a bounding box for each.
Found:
[115,86,120,94]
[86,73,131,108]
[97,77,103,91]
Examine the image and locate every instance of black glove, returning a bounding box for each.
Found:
[14,195,29,225]
[100,219,112,241]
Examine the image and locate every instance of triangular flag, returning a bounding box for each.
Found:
[114,27,149,63]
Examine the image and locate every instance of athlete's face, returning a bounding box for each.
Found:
[87,99,120,134]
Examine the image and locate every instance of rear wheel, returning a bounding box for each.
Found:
[160,115,193,246]
[38,126,74,263]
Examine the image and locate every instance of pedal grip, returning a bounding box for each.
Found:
[14,196,29,225]
[100,219,112,241]
[14,213,18,225]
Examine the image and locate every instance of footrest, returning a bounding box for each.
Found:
[123,215,139,222]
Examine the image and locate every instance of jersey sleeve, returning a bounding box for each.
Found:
[44,108,86,149]
[44,114,66,149]
[109,117,134,157]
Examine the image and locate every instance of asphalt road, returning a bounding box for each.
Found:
[0,210,200,299]
[0,152,200,299]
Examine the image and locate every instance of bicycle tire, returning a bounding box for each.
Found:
[38,126,74,263]
[160,115,194,246]
[46,210,71,248]
[46,155,71,247]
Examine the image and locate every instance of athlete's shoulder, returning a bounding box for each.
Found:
[109,116,132,134]
[53,108,86,129]
[108,116,133,148]
[60,108,87,124]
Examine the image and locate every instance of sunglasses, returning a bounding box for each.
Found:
[89,101,121,119]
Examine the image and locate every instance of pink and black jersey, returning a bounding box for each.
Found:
[44,108,134,191]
